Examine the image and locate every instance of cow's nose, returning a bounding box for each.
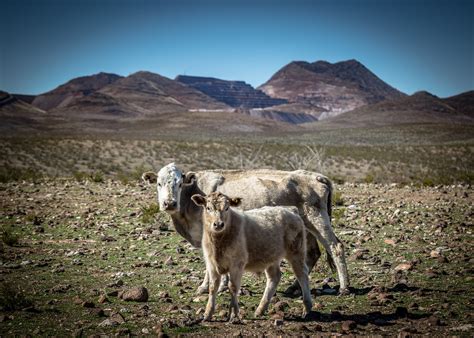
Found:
[163,200,177,210]
[213,221,224,230]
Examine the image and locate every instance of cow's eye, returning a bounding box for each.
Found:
[206,207,211,212]
[224,205,229,211]
[157,183,161,187]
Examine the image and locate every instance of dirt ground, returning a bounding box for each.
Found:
[0,180,473,336]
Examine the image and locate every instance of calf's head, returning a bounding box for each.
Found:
[191,192,242,233]
[142,163,196,213]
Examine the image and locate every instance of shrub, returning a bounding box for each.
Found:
[1,226,19,246]
[0,284,32,311]
[333,191,344,206]
[364,173,375,184]
[140,203,161,224]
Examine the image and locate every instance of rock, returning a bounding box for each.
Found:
[120,287,149,302]
[273,301,289,312]
[110,312,126,324]
[158,291,170,299]
[81,301,95,308]
[107,290,119,297]
[394,263,413,271]
[98,318,119,327]
[141,328,150,334]
[274,319,284,326]
[164,256,175,266]
[313,323,323,331]
[97,295,108,304]
[427,315,441,326]
[384,239,397,246]
[341,320,357,331]
[395,306,408,318]
[450,323,474,332]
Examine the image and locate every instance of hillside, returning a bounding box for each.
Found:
[0,91,48,133]
[32,72,123,111]
[310,91,474,129]
[259,59,406,118]
[176,75,287,108]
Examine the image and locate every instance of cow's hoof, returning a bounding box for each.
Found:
[195,286,208,295]
[229,316,242,324]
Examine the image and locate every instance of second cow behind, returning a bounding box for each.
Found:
[191,192,312,322]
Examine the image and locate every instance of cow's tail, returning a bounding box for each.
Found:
[316,175,336,273]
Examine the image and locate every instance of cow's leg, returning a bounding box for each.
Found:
[196,271,229,294]
[218,274,230,293]
[255,263,281,317]
[196,269,210,295]
[203,267,221,321]
[286,253,313,318]
[284,233,321,296]
[227,267,243,323]
[304,203,350,295]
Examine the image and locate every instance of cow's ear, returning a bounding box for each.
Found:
[191,194,206,207]
[183,172,197,186]
[142,172,157,185]
[229,197,242,207]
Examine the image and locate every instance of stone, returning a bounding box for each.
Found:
[120,287,149,302]
[394,263,413,271]
[274,319,284,326]
[342,320,357,331]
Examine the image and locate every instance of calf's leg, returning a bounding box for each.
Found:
[287,253,313,318]
[196,270,229,295]
[255,263,281,317]
[227,267,243,323]
[203,267,221,321]
[285,233,321,296]
[304,203,350,294]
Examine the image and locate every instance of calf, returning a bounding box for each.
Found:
[192,192,312,322]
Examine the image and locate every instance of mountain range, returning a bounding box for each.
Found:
[1,59,473,135]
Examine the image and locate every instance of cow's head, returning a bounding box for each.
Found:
[142,163,196,213]
[191,192,242,233]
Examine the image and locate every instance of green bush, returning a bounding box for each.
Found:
[140,203,161,224]
[0,283,32,311]
[1,226,19,246]
[364,173,375,184]
[333,191,345,206]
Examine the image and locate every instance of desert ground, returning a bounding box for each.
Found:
[0,129,473,336]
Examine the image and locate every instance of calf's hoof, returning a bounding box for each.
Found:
[254,307,266,317]
[229,315,242,324]
[202,313,212,322]
[217,284,228,293]
[338,287,350,296]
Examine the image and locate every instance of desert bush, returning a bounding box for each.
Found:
[140,203,161,224]
[332,207,346,225]
[0,283,32,311]
[333,191,345,206]
[1,225,19,246]
[364,173,375,184]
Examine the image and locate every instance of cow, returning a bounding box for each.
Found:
[142,163,349,295]
[192,192,312,322]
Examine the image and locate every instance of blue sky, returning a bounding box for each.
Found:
[1,0,472,97]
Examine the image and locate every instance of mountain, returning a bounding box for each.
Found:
[309,90,474,129]
[0,91,48,133]
[259,59,406,118]
[98,72,230,112]
[32,72,123,111]
[442,90,474,117]
[175,75,287,108]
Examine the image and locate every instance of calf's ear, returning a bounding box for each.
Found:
[191,194,206,206]
[142,172,157,185]
[229,197,242,207]
[183,172,197,186]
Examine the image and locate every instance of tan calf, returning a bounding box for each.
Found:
[192,192,312,322]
